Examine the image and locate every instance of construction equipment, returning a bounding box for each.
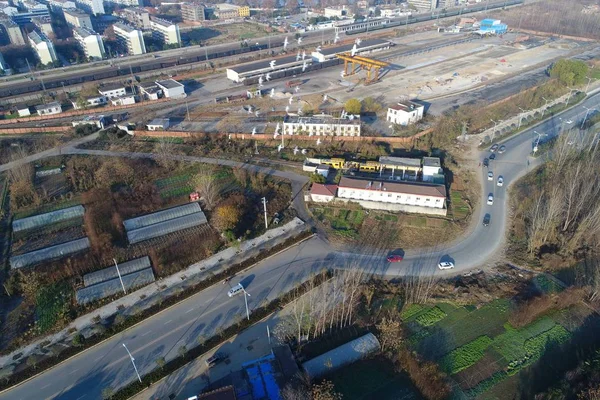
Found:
[335,53,390,84]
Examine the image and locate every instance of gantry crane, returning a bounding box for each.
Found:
[335,53,390,84]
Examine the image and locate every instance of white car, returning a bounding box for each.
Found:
[566,119,573,124]
[227,283,244,297]
[438,261,455,270]
[487,171,494,181]
[487,194,494,205]
[497,176,504,187]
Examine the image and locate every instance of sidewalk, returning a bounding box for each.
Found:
[0,218,306,370]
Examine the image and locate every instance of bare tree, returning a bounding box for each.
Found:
[154,136,178,169]
[192,167,223,210]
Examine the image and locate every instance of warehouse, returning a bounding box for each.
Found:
[226,38,391,83]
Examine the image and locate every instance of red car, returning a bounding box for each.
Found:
[387,255,403,263]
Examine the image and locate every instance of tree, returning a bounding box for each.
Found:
[192,168,223,210]
[376,317,403,352]
[213,203,242,232]
[101,387,115,400]
[18,270,42,303]
[154,137,177,169]
[310,173,326,184]
[312,380,343,400]
[550,59,588,86]
[344,98,362,115]
[94,159,135,188]
[155,357,166,369]
[72,333,85,347]
[361,97,383,113]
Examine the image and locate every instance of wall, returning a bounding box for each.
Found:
[332,198,448,216]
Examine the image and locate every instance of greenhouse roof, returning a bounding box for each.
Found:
[76,268,155,305]
[83,256,151,287]
[126,212,207,244]
[10,238,90,269]
[12,205,84,232]
[123,203,202,231]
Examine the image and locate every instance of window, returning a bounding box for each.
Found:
[416,197,420,201]
[436,199,441,202]
[426,198,430,202]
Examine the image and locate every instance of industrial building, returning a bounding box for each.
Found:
[386,100,424,126]
[476,19,508,35]
[139,81,162,100]
[181,2,205,22]
[28,30,57,65]
[226,38,391,83]
[71,94,107,109]
[0,18,26,45]
[323,6,347,18]
[113,22,146,55]
[215,3,247,19]
[74,0,104,15]
[150,17,181,46]
[121,7,151,29]
[64,9,93,29]
[155,79,185,98]
[283,114,361,137]
[73,27,105,59]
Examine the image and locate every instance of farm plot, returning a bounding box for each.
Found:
[155,173,194,199]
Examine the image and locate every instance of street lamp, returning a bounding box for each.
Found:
[114,258,126,294]
[242,287,251,320]
[261,197,268,230]
[122,343,142,383]
[566,87,577,106]
[581,106,596,129]
[533,130,541,154]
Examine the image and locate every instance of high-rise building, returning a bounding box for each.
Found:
[73,26,105,59]
[150,17,180,46]
[47,0,77,14]
[64,9,93,29]
[113,22,146,55]
[28,29,57,65]
[104,0,139,6]
[32,16,54,36]
[5,1,50,24]
[407,0,438,12]
[74,0,104,16]
[181,3,205,22]
[0,18,26,45]
[121,7,151,29]
[0,52,13,74]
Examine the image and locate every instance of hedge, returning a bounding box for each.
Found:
[0,230,313,392]
[440,336,493,375]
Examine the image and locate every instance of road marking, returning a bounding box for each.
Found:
[185,308,195,314]
[41,383,51,389]
[164,319,173,325]
[68,368,79,375]
[141,330,153,337]
[76,395,86,400]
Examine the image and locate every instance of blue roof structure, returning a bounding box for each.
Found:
[242,354,282,400]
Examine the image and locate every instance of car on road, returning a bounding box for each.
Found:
[227,283,244,297]
[483,158,489,167]
[438,261,455,270]
[483,213,491,226]
[387,255,403,263]
[498,145,506,154]
[497,176,504,187]
[205,352,227,368]
[490,144,499,152]
[566,119,573,124]
[487,194,494,205]
[487,171,494,181]
[489,153,496,160]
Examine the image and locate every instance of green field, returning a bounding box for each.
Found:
[401,297,591,398]
[35,282,72,334]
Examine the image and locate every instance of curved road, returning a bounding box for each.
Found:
[1,93,600,399]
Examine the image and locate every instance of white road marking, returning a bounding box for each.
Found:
[164,319,173,325]
[68,369,79,375]
[76,395,86,400]
[41,383,51,389]
[185,308,195,314]
[141,330,152,337]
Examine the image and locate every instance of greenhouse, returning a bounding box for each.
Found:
[12,205,85,232]
[123,203,202,231]
[83,256,151,287]
[76,268,156,304]
[10,238,90,269]
[126,212,207,244]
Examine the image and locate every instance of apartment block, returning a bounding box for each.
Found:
[32,16,54,36]
[0,18,26,45]
[104,0,139,6]
[47,0,76,13]
[28,29,57,65]
[73,27,105,59]
[150,17,180,46]
[113,22,146,55]
[64,9,93,29]
[181,2,205,22]
[407,0,437,11]
[74,0,104,16]
[121,7,150,29]
[215,3,239,19]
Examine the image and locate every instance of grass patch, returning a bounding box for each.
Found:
[401,304,424,320]
[34,282,72,334]
[533,274,564,294]
[415,306,447,327]
[491,317,557,364]
[440,336,493,374]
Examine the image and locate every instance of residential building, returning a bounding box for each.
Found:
[64,9,93,29]
[110,94,135,106]
[71,94,107,109]
[47,0,76,13]
[356,0,369,9]
[323,6,347,18]
[422,157,443,182]
[439,0,455,8]
[73,26,105,59]
[147,118,169,130]
[16,104,31,116]
[113,22,146,55]
[32,16,54,36]
[98,82,126,98]
[379,5,406,17]
[283,114,361,137]
[150,17,181,46]
[109,0,140,6]
[336,176,447,214]
[4,2,50,25]
[309,183,337,203]
[237,5,249,17]
[0,19,26,45]
[91,15,118,33]
[214,3,239,19]
[386,101,424,126]
[155,79,185,98]
[138,81,161,100]
[181,2,205,22]
[28,30,57,65]
[74,0,104,16]
[35,101,62,115]
[0,52,13,74]
[121,7,150,29]
[71,115,110,129]
[407,0,437,12]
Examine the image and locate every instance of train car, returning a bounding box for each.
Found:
[178,56,200,65]
[94,70,119,80]
[161,61,178,68]
[139,62,162,72]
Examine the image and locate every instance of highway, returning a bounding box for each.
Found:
[1,91,598,399]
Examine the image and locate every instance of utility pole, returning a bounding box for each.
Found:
[122,343,142,383]
[114,258,126,294]
[261,197,268,229]
[185,100,190,121]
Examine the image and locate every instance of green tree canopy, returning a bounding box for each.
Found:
[344,98,362,115]
[549,59,588,86]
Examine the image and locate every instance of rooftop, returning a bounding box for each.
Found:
[27,30,47,45]
[64,8,89,17]
[310,183,338,197]
[229,53,307,74]
[123,6,148,14]
[198,385,237,400]
[284,114,361,125]
[155,79,183,89]
[73,26,97,37]
[148,118,169,126]
[113,22,136,33]
[216,3,240,10]
[318,38,390,56]
[150,16,176,27]
[338,176,446,198]
[379,156,421,168]
[388,100,423,112]
[99,82,126,92]
[423,157,441,168]
[35,101,61,110]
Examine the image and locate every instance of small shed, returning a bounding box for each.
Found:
[16,105,31,117]
[147,118,170,131]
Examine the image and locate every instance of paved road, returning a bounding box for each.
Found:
[2,93,598,399]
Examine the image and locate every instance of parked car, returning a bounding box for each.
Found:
[490,143,499,152]
[487,194,494,205]
[489,153,496,160]
[205,352,227,368]
[387,255,403,263]
[487,171,494,181]
[227,283,244,297]
[498,145,506,154]
[566,119,573,124]
[497,176,504,187]
[438,261,455,270]
[483,158,489,167]
[483,213,491,226]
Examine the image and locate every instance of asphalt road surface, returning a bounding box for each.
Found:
[2,93,599,400]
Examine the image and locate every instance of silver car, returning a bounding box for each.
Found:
[438,261,455,270]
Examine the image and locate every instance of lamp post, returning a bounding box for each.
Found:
[122,343,142,383]
[242,287,251,320]
[114,258,126,295]
[581,106,596,129]
[261,197,268,230]
[533,130,541,154]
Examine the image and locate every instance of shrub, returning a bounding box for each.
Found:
[393,348,451,400]
[440,336,493,374]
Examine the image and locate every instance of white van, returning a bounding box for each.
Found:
[227,283,244,297]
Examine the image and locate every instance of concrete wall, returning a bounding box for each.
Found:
[330,198,447,216]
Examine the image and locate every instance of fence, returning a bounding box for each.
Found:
[0,126,71,134]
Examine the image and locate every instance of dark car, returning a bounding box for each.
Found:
[483,158,489,167]
[489,153,496,160]
[387,255,403,263]
[483,213,491,226]
[205,352,227,368]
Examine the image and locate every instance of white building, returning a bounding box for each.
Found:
[323,6,347,18]
[64,9,92,29]
[16,104,31,116]
[121,7,151,29]
[283,114,361,136]
[32,16,54,36]
[181,2,205,22]
[71,94,106,109]
[422,157,443,182]
[74,0,104,15]
[150,17,181,46]
[155,79,185,98]
[105,0,139,6]
[336,176,447,215]
[113,23,146,55]
[309,183,337,203]
[98,83,126,98]
[110,94,136,106]
[139,81,162,100]
[0,19,26,45]
[73,27,105,60]
[386,101,424,126]
[407,0,438,11]
[35,102,62,116]
[147,118,169,130]
[28,30,57,65]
